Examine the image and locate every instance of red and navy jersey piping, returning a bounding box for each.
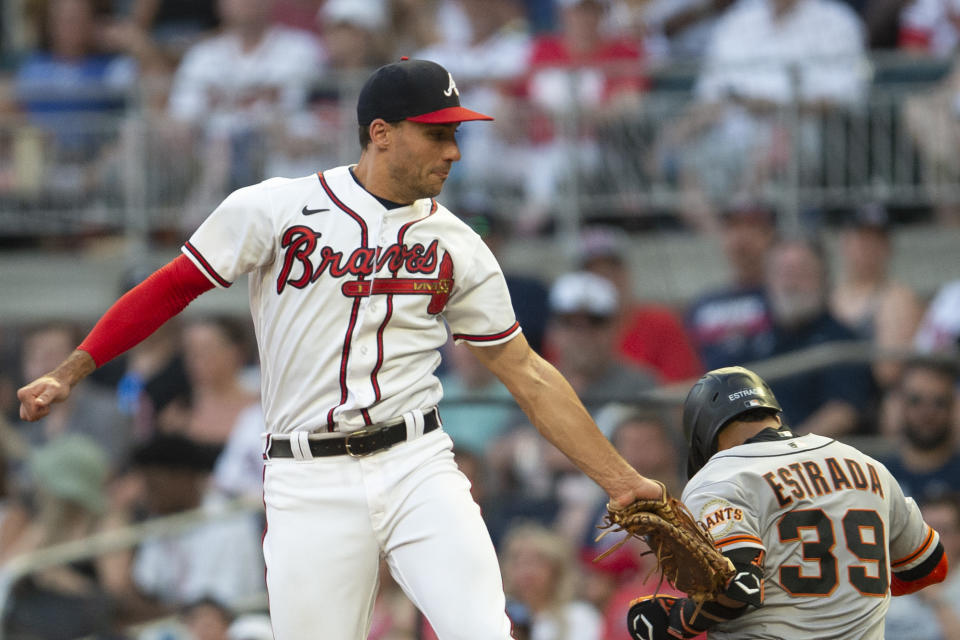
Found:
[317,170,371,428]
[453,321,521,343]
[366,198,438,407]
[183,242,232,288]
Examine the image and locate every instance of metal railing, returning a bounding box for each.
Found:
[0,495,267,640]
[0,339,948,637]
[0,54,958,248]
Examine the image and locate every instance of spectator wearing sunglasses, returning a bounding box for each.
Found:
[880,357,960,503]
[544,271,658,419]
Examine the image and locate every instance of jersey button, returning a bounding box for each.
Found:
[361,346,369,355]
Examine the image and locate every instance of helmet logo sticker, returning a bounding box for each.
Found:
[729,387,763,401]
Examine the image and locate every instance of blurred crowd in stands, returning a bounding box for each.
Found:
[0,210,959,638]
[1,0,960,638]
[4,0,960,236]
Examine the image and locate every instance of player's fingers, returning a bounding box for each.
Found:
[19,399,51,422]
[17,383,57,422]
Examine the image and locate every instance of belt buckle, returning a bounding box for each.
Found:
[344,426,378,458]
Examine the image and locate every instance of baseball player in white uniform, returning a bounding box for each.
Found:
[18,58,662,639]
[627,366,949,640]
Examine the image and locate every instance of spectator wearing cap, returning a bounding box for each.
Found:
[102,434,265,622]
[580,228,703,383]
[318,0,391,70]
[830,204,924,389]
[482,272,658,548]
[545,271,659,409]
[1,435,118,640]
[685,203,777,370]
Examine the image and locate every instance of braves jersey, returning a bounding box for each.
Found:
[182,165,521,434]
[683,433,938,640]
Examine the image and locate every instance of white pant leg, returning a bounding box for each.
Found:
[370,432,513,640]
[262,456,381,640]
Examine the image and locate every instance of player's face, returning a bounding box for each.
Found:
[387,121,461,201]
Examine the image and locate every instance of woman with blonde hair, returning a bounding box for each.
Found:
[501,522,603,640]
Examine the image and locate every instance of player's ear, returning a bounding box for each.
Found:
[368,119,393,150]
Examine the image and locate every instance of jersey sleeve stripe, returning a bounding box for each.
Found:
[182,242,232,288]
[714,534,764,549]
[452,322,521,343]
[894,541,945,583]
[892,526,937,568]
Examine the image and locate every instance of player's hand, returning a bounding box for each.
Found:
[609,477,666,509]
[627,595,678,640]
[18,375,71,421]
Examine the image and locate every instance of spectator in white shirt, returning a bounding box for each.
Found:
[415,0,533,218]
[167,0,323,229]
[651,0,870,228]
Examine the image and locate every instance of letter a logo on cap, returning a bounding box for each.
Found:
[443,72,459,97]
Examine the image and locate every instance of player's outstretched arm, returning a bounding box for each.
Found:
[18,254,214,422]
[18,349,96,421]
[467,334,661,505]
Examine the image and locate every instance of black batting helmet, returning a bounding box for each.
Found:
[683,366,782,479]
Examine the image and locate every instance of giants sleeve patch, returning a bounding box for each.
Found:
[698,498,745,537]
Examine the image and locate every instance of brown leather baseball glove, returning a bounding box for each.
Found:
[595,481,735,603]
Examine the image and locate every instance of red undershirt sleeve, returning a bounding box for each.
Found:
[891,547,948,596]
[77,254,216,367]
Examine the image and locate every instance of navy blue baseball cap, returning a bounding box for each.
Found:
[357,58,494,126]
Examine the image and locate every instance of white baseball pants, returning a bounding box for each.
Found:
[262,428,514,639]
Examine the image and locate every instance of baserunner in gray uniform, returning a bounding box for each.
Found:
[627,366,949,640]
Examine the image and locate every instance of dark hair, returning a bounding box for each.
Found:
[131,434,221,472]
[729,407,781,424]
[181,596,235,623]
[31,0,112,52]
[188,315,253,354]
[23,322,82,347]
[898,356,960,387]
[919,492,960,519]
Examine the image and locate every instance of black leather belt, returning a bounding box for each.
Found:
[266,409,440,459]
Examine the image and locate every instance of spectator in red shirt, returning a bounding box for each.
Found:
[517,0,648,233]
[580,227,703,383]
[525,0,647,116]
